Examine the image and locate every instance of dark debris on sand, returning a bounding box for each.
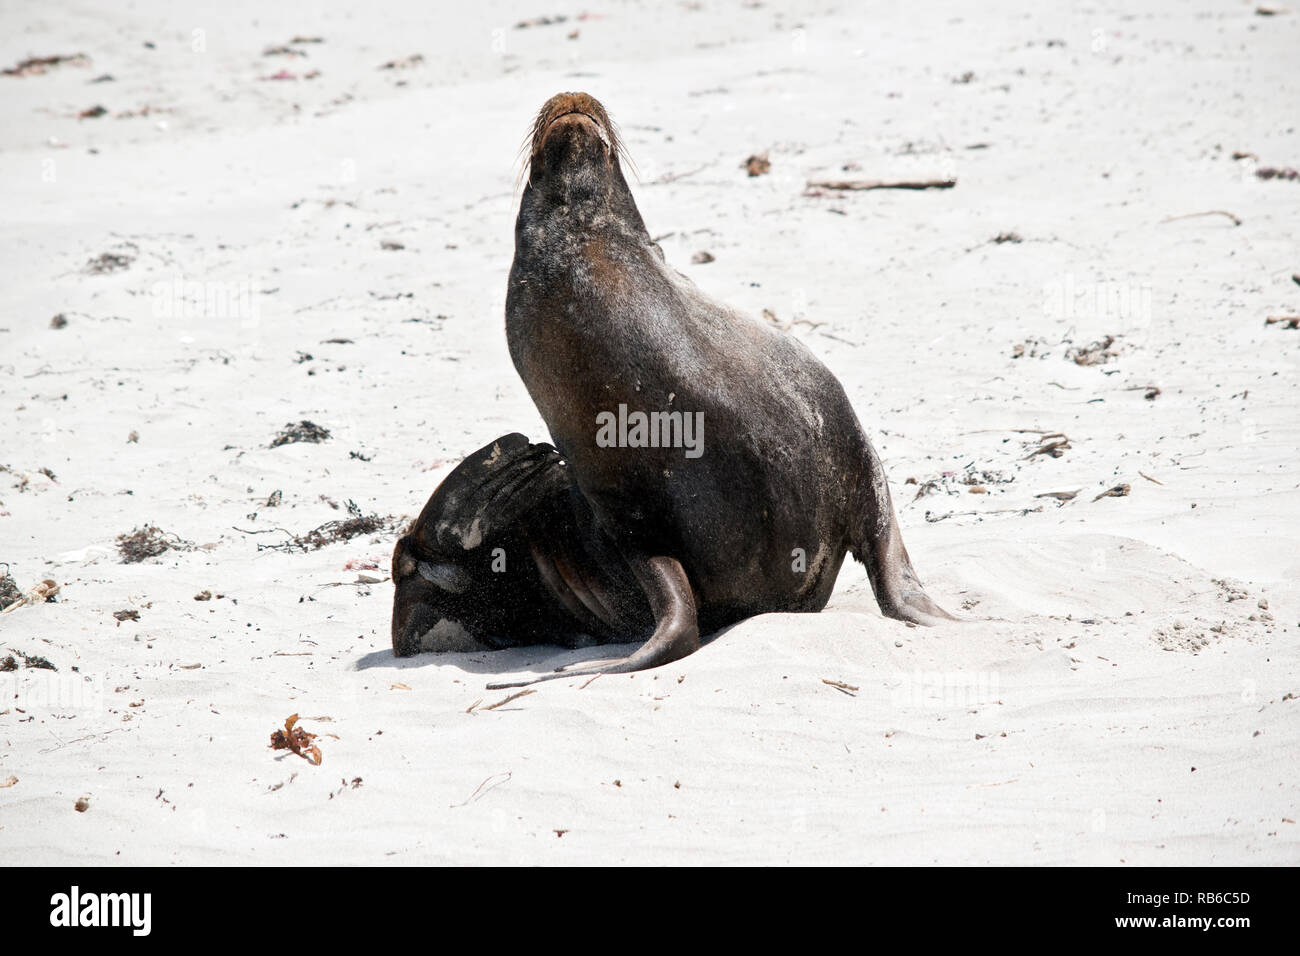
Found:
[270,420,331,447]
[259,511,400,553]
[0,567,21,607]
[743,152,772,177]
[0,650,57,672]
[84,250,135,275]
[2,53,91,76]
[117,524,192,563]
[1066,335,1119,366]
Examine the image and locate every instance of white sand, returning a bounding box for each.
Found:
[1,0,1297,865]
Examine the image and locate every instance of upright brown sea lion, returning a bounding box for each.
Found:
[487,91,954,686]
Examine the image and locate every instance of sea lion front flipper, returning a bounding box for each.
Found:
[484,554,700,689]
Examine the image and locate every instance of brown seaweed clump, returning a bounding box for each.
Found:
[117,525,190,563]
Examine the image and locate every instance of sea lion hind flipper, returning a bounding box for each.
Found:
[485,554,699,689]
[851,441,958,625]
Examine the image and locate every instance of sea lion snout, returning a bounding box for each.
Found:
[391,558,486,655]
[531,92,612,146]
[526,92,628,186]
[390,534,478,655]
[542,112,610,151]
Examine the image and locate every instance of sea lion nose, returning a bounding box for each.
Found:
[544,91,601,115]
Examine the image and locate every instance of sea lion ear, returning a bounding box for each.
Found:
[417,559,472,593]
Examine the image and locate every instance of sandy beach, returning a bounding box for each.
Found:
[1,0,1297,865]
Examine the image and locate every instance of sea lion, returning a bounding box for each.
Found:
[488,91,954,686]
[391,433,652,657]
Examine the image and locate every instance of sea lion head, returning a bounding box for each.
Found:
[523,92,635,207]
[389,435,575,656]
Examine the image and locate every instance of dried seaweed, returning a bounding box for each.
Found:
[1065,335,1119,366]
[84,250,134,274]
[117,524,191,563]
[1,650,56,671]
[249,511,400,552]
[270,713,323,765]
[0,568,21,607]
[270,420,331,447]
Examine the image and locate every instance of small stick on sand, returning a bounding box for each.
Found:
[231,525,294,537]
[806,178,956,192]
[1035,490,1080,502]
[451,771,511,808]
[1139,471,1164,485]
[652,164,707,185]
[1159,210,1242,226]
[1124,385,1162,399]
[484,689,536,711]
[822,678,859,696]
[963,427,1055,435]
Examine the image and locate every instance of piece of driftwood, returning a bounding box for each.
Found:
[806,177,956,192]
[1092,483,1131,502]
[1159,210,1241,226]
[1034,490,1080,502]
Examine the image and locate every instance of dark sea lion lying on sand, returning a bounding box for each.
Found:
[391,433,652,658]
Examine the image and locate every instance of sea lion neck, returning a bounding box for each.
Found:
[514,167,650,260]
